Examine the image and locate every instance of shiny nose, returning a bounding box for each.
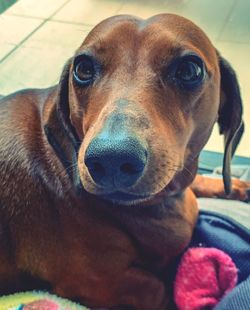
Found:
[84,136,147,188]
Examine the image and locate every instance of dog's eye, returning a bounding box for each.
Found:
[173,55,205,89]
[73,56,96,85]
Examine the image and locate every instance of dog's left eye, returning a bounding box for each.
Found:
[172,55,205,89]
[73,56,96,85]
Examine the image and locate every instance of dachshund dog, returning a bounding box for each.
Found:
[0,14,249,310]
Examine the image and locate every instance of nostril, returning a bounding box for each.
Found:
[120,163,137,175]
[88,161,105,177]
[120,162,144,175]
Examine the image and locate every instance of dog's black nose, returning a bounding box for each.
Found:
[84,136,147,188]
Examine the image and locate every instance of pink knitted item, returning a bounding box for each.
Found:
[174,248,238,310]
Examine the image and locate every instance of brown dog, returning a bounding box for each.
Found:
[0,14,248,309]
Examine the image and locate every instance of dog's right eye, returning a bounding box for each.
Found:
[165,54,206,90]
[73,56,96,85]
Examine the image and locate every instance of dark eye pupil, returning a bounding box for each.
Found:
[76,61,94,81]
[176,61,202,82]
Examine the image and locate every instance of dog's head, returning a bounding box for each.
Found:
[54,14,243,205]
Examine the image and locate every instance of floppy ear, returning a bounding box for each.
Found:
[44,59,82,191]
[217,54,244,195]
[56,58,80,151]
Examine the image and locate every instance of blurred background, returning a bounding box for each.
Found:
[0,0,249,157]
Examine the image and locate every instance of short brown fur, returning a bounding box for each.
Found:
[0,14,249,310]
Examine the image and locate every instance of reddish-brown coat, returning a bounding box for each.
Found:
[0,14,247,309]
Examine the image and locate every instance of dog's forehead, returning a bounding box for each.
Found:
[80,14,216,65]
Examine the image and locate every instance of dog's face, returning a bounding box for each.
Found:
[58,14,242,205]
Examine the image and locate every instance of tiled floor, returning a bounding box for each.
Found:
[0,0,249,157]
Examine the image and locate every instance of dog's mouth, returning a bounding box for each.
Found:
[96,187,170,206]
[100,191,152,206]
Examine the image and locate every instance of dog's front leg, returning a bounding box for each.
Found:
[191,175,250,201]
[111,266,170,310]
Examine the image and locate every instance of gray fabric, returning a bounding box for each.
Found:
[213,165,250,181]
[204,165,250,181]
[199,164,250,228]
[214,276,250,310]
[198,198,250,229]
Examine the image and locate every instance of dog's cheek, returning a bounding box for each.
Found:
[131,131,185,195]
[189,84,220,153]
[135,103,195,194]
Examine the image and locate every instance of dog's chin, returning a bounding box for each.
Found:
[82,180,174,207]
[81,173,175,207]
[100,191,154,206]
[94,188,174,207]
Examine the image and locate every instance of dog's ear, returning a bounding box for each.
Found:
[56,58,79,150]
[44,58,82,191]
[217,54,244,195]
[56,59,82,191]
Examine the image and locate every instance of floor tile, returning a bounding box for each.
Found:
[0,21,91,95]
[117,0,177,19]
[53,0,123,25]
[0,42,15,59]
[23,20,91,49]
[173,0,235,41]
[5,0,69,19]
[219,0,250,43]
[118,0,234,41]
[0,45,71,95]
[0,14,41,49]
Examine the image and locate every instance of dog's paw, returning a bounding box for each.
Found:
[191,175,250,202]
[228,178,250,201]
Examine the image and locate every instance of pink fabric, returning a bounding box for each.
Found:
[174,248,238,310]
[23,299,59,310]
